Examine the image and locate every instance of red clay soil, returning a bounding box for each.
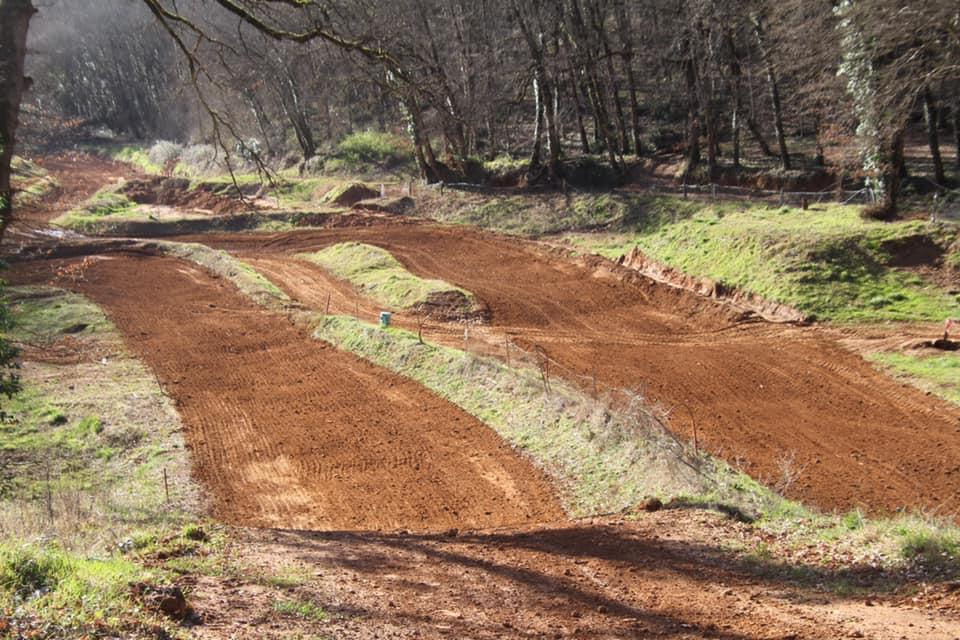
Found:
[185,224,960,517]
[9,254,563,531]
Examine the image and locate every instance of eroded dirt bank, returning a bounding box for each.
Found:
[184,223,960,517]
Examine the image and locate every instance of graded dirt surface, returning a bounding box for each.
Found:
[182,223,960,517]
[8,254,564,531]
[186,510,960,640]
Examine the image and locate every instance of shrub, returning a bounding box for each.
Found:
[332,131,414,172]
[179,144,220,176]
[147,141,183,170]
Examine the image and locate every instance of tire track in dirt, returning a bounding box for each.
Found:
[184,223,960,516]
[9,254,564,530]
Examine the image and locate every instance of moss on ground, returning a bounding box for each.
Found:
[300,242,479,313]
[868,351,960,405]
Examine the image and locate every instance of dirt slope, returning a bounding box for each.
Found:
[9,254,563,531]
[187,223,960,516]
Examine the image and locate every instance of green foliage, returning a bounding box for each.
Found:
[0,279,21,413]
[300,242,479,312]
[568,201,960,323]
[0,542,150,634]
[273,598,329,621]
[900,527,959,567]
[111,146,162,174]
[869,352,960,405]
[336,131,412,166]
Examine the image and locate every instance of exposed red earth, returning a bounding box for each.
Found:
[6,158,960,639]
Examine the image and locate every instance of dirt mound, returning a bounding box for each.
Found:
[414,289,491,323]
[10,254,563,530]
[122,177,248,215]
[323,182,379,207]
[351,195,415,214]
[882,233,945,268]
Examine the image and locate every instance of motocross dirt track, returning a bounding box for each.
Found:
[182,223,960,517]
[10,254,564,530]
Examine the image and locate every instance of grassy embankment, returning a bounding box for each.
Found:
[0,286,202,637]
[10,157,59,207]
[298,242,482,316]
[869,351,960,406]
[426,190,960,323]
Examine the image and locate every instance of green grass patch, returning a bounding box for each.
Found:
[0,287,203,637]
[7,286,112,339]
[0,287,197,548]
[299,242,478,313]
[0,542,155,631]
[53,184,140,232]
[868,351,960,405]
[111,145,162,174]
[273,597,328,621]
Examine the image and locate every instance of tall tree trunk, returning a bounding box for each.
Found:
[566,0,620,173]
[753,17,790,171]
[529,76,544,171]
[0,0,35,240]
[954,103,960,169]
[683,52,701,174]
[615,0,642,156]
[725,32,744,168]
[884,128,906,212]
[923,89,945,184]
[567,65,591,154]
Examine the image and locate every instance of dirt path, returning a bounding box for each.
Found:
[10,152,135,232]
[185,510,960,640]
[185,224,960,517]
[9,254,563,530]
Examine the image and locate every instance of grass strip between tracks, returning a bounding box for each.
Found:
[157,240,960,577]
[297,242,481,314]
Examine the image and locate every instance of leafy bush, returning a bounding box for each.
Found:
[147,141,183,170]
[325,131,415,173]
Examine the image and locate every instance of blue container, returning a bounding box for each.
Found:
[379,311,392,328]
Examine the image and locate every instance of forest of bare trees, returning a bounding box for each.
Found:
[3,0,960,225]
